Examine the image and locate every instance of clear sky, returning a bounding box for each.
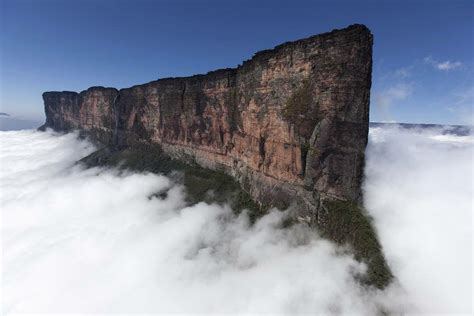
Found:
[1,0,473,125]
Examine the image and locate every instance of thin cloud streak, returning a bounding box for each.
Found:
[424,56,463,71]
[374,83,414,122]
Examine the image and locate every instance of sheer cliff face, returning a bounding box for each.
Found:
[42,24,372,220]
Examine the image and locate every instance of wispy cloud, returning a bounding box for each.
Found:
[424,56,463,71]
[393,67,412,79]
[447,86,474,125]
[385,83,413,99]
[436,61,463,71]
[374,83,414,121]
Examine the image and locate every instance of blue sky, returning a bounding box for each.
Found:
[1,0,473,125]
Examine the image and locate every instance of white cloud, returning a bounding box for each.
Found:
[423,56,434,64]
[385,83,413,99]
[374,83,413,121]
[364,126,473,314]
[448,86,474,125]
[1,128,473,314]
[393,67,411,79]
[424,56,463,71]
[0,130,394,314]
[436,61,463,71]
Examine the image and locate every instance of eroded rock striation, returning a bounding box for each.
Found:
[41,24,392,288]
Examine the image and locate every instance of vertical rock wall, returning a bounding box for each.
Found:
[41,24,373,223]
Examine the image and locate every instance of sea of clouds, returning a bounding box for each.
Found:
[1,126,472,315]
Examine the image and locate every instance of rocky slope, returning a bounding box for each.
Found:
[41,24,392,288]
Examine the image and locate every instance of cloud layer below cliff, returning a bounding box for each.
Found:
[1,127,472,314]
[364,125,473,314]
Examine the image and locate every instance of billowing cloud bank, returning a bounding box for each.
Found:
[364,126,473,314]
[1,127,472,314]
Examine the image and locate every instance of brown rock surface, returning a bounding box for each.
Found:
[41,24,372,224]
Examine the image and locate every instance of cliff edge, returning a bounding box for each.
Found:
[40,24,392,288]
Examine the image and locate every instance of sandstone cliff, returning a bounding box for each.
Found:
[41,24,392,288]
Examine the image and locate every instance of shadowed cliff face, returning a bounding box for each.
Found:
[41,24,390,288]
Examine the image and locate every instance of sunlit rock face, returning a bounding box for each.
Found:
[40,24,372,224]
[42,87,119,144]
